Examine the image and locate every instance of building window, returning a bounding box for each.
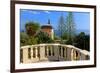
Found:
[33,48,35,58]
[20,49,23,63]
[45,46,47,57]
[37,47,40,58]
[28,48,31,59]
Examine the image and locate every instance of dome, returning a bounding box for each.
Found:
[41,25,52,29]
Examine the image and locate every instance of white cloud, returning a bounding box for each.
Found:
[22,10,51,14]
[29,11,40,14]
[22,10,40,14]
[44,11,51,14]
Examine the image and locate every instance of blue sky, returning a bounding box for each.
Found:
[20,9,90,31]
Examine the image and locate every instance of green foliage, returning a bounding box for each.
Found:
[61,33,68,40]
[58,14,66,38]
[25,22,40,36]
[27,36,38,45]
[20,32,29,46]
[20,32,38,46]
[57,12,76,44]
[54,34,60,40]
[65,12,76,44]
[20,21,55,46]
[35,31,54,43]
[66,12,76,35]
[74,32,90,51]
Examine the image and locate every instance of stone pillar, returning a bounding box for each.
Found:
[81,50,90,60]
[71,49,80,61]
[54,45,59,61]
[71,49,75,60]
[40,46,46,61]
[80,53,87,60]
[23,47,30,63]
[35,47,38,58]
[63,48,66,59]
[61,47,63,58]
[66,47,72,61]
[31,47,33,60]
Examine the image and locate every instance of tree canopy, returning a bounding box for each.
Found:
[66,12,76,44]
[25,22,40,36]
[74,32,90,51]
[35,31,54,43]
[58,14,66,38]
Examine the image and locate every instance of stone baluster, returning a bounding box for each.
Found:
[71,49,74,60]
[80,53,87,60]
[66,47,72,61]
[31,47,33,60]
[80,50,90,60]
[39,46,45,61]
[71,49,79,60]
[63,47,66,59]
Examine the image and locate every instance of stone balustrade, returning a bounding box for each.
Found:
[20,44,90,63]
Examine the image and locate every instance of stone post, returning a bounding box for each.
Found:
[66,47,72,61]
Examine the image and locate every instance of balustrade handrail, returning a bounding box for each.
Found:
[21,43,90,56]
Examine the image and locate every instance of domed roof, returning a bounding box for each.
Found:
[41,19,53,29]
[41,25,52,29]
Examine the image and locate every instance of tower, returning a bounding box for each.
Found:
[41,19,54,40]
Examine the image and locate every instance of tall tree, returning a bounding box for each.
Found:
[66,12,76,44]
[58,14,66,40]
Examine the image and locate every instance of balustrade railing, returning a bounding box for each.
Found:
[20,44,90,63]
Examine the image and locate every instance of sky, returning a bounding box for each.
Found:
[20,9,90,31]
